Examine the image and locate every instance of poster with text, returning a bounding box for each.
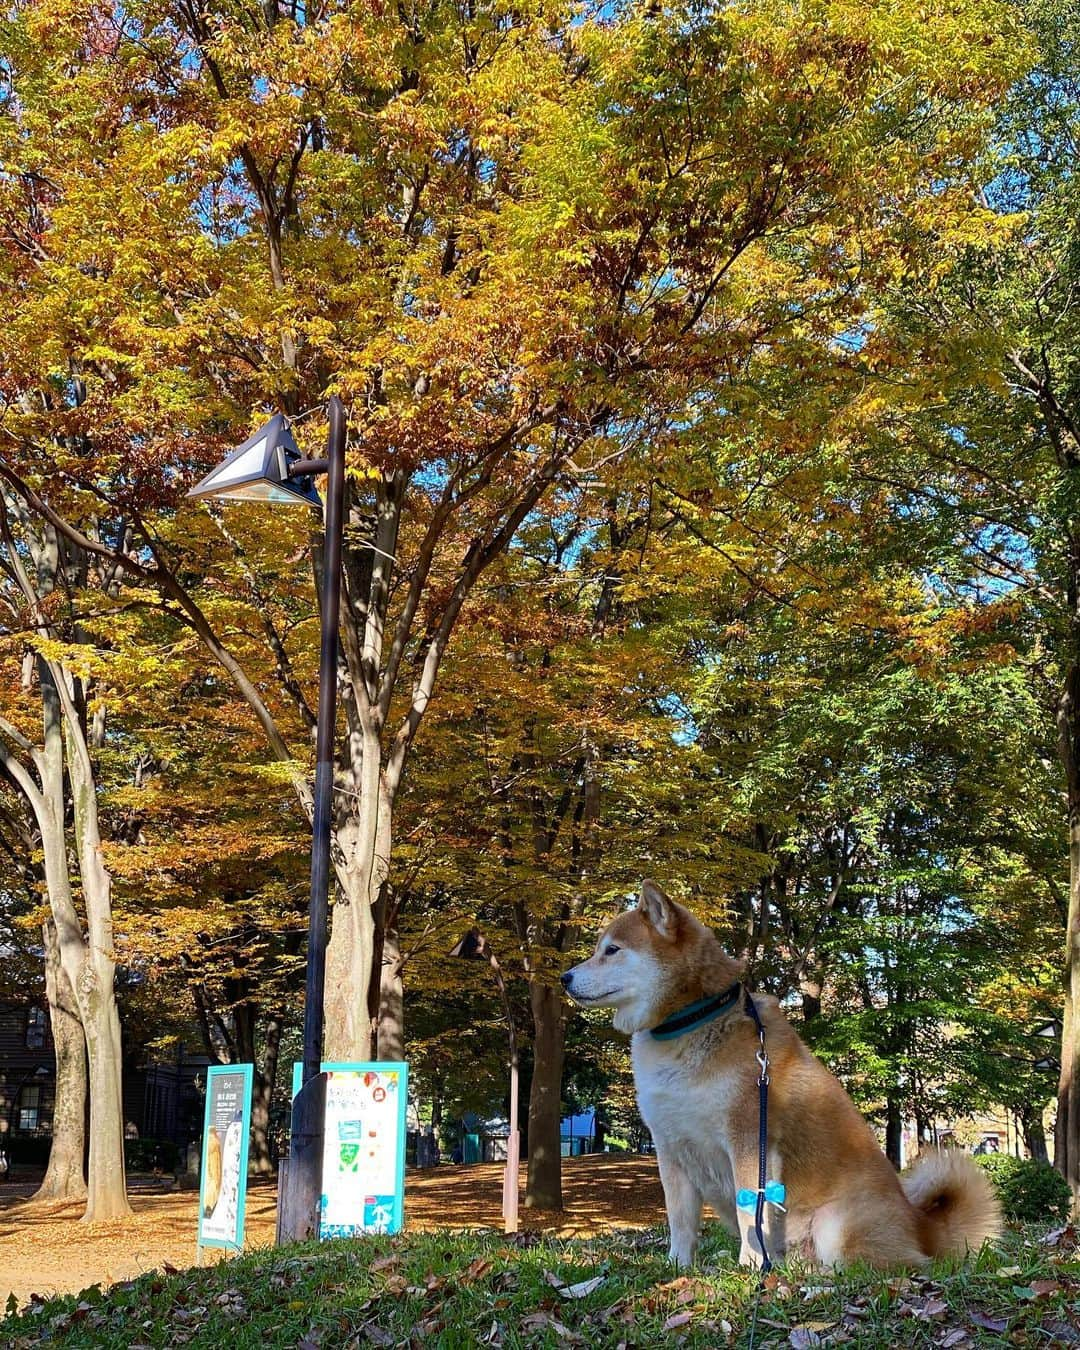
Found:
[290,1061,407,1239]
[198,1064,253,1250]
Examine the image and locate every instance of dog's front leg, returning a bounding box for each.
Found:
[657,1149,703,1267]
[733,1152,785,1270]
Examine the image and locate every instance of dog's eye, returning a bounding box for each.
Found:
[604,944,620,956]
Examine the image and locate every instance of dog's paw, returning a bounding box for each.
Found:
[668,1241,697,1268]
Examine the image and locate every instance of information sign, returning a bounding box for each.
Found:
[197,1063,253,1252]
[291,1061,407,1238]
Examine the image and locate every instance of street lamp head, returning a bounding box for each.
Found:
[449,928,488,961]
[187,413,322,508]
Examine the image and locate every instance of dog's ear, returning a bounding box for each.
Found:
[639,879,676,935]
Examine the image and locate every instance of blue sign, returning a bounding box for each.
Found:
[197,1064,253,1252]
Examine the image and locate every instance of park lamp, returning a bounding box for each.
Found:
[450,927,520,1233]
[188,398,347,1247]
[449,929,488,962]
[187,413,323,508]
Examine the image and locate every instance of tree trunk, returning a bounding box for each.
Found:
[251,1014,283,1175]
[799,973,822,1028]
[1055,669,1080,1208]
[525,981,565,1209]
[325,778,392,1061]
[914,1104,932,1157]
[885,1095,902,1169]
[1023,1107,1049,1163]
[325,864,376,1061]
[67,692,130,1222]
[81,981,128,1221]
[377,927,404,1061]
[34,661,129,1219]
[34,919,87,1202]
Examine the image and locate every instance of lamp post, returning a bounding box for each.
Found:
[449,929,520,1233]
[189,396,347,1243]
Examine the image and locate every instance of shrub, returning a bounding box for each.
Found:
[124,1137,180,1173]
[1,1136,51,1168]
[974,1153,1072,1224]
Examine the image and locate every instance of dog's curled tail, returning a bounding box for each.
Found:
[901,1149,1001,1259]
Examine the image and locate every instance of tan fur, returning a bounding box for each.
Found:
[203,1127,222,1216]
[562,882,1002,1270]
[902,1149,1001,1258]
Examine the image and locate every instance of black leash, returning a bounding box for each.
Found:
[648,984,782,1350]
[741,992,778,1350]
[743,992,773,1275]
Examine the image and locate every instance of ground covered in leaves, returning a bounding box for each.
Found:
[1,1219,1078,1348]
[0,1156,665,1306]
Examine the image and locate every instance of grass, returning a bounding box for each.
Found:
[0,1222,1077,1347]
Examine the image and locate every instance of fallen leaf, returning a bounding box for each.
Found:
[559,1276,604,1300]
[969,1310,1009,1333]
[519,1312,580,1342]
[940,1331,971,1348]
[843,1302,870,1320]
[1043,1319,1080,1345]
[788,1330,824,1349]
[1029,1279,1060,1298]
[663,1310,694,1331]
[519,1312,553,1331]
[463,1258,493,1283]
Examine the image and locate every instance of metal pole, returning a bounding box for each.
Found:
[488,951,519,1234]
[277,395,347,1244]
[506,1047,520,1234]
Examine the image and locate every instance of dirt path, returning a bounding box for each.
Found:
[0,1155,665,1307]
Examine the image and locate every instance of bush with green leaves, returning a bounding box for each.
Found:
[974,1153,1072,1224]
[123,1137,180,1174]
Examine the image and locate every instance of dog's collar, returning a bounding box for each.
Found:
[649,982,744,1040]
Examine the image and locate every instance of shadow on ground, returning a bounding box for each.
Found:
[0,1154,665,1305]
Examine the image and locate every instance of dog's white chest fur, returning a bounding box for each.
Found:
[631,1032,740,1202]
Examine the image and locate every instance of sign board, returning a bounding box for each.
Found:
[291,1061,407,1238]
[197,1063,253,1252]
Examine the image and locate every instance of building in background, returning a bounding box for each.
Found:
[0,1000,211,1172]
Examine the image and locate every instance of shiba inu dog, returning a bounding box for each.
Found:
[561,881,1001,1269]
